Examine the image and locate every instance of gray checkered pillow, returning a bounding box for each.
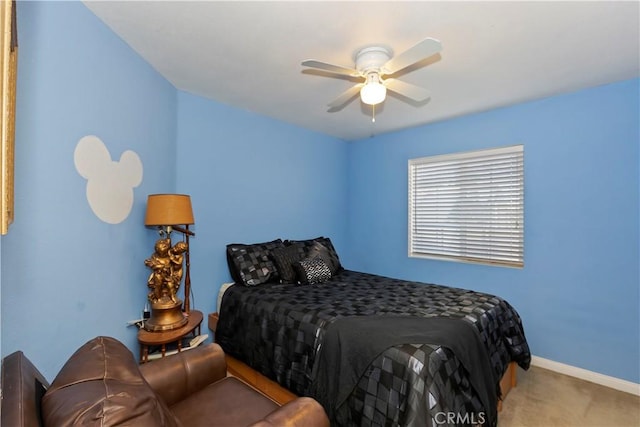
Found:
[226,239,284,286]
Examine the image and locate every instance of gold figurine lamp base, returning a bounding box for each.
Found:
[144,299,188,332]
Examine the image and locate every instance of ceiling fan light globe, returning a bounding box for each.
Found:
[360,82,386,105]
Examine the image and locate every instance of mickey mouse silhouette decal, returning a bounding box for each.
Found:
[74,135,143,224]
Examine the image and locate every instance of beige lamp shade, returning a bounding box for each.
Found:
[145,194,194,226]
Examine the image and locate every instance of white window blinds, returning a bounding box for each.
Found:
[408,145,524,268]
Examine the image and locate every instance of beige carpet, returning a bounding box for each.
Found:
[498,366,640,426]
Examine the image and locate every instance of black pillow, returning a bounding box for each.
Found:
[306,241,340,275]
[270,245,302,283]
[285,236,342,271]
[226,239,285,286]
[316,237,342,272]
[294,256,332,285]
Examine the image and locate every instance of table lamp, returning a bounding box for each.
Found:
[143,194,195,331]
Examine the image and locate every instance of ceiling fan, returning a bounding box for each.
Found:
[301,37,442,112]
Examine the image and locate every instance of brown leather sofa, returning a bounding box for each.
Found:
[1,336,329,426]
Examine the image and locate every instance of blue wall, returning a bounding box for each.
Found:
[346,78,640,383]
[175,92,348,313]
[0,2,177,380]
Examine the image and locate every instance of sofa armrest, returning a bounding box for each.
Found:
[1,351,50,427]
[249,397,330,427]
[139,343,227,406]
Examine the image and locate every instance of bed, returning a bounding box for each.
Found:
[215,237,531,427]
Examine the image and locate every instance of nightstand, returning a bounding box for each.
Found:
[138,310,203,363]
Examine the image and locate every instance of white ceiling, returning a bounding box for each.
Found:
[84,1,640,141]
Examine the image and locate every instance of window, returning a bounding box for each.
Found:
[408,145,524,268]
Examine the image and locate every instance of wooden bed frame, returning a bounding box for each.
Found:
[209,312,517,410]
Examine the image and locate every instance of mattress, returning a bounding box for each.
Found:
[217,282,234,313]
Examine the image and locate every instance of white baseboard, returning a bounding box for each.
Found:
[530,355,640,396]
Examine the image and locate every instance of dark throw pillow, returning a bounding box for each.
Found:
[306,241,340,275]
[226,239,285,286]
[285,236,342,273]
[271,245,302,283]
[294,256,332,285]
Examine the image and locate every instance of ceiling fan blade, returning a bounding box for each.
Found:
[382,37,442,75]
[384,78,431,102]
[327,84,363,110]
[301,60,359,77]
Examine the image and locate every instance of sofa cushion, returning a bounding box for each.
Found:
[42,336,180,427]
[170,376,279,426]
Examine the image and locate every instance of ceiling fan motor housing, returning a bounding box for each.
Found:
[354,46,392,75]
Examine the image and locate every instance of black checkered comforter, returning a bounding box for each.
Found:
[216,270,531,426]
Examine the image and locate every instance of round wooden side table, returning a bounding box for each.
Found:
[137,310,203,363]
